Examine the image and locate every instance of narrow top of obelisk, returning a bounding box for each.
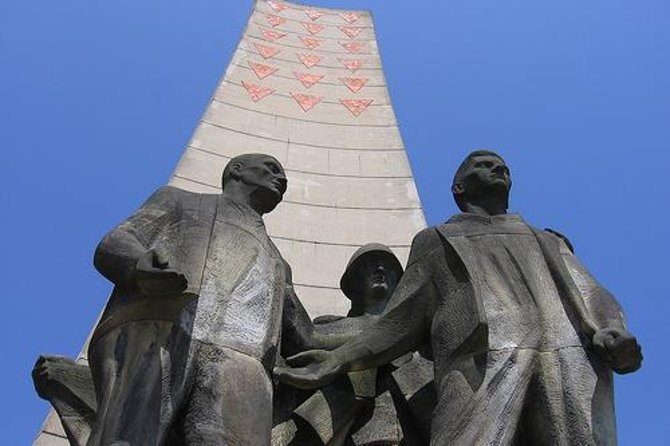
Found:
[260,0,371,24]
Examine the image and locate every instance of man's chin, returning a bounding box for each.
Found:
[256,188,283,211]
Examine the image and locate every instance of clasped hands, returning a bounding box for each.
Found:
[274,349,344,390]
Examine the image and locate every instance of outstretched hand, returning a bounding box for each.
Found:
[274,349,344,389]
[134,249,188,297]
[592,326,642,374]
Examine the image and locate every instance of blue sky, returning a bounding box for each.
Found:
[2,0,668,442]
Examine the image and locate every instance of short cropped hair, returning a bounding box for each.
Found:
[221,153,276,190]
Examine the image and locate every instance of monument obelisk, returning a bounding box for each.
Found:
[34,1,426,443]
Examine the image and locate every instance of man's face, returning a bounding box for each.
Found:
[460,155,511,196]
[239,156,288,206]
[358,257,398,301]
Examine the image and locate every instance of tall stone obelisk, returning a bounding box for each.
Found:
[34,1,425,443]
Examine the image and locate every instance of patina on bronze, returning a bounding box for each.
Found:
[275,150,643,445]
[33,154,349,446]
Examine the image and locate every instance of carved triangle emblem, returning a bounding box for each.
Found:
[254,43,281,59]
[339,26,362,39]
[259,27,286,42]
[339,58,365,72]
[299,36,322,49]
[340,98,373,116]
[265,14,286,27]
[297,53,322,68]
[340,77,368,93]
[295,72,324,88]
[304,9,325,21]
[302,22,324,35]
[267,1,288,13]
[340,41,365,53]
[242,81,274,102]
[339,12,359,24]
[291,92,323,112]
[248,61,278,80]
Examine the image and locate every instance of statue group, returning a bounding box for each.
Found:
[34,151,642,445]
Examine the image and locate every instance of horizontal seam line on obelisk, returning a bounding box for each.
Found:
[250,20,377,42]
[222,79,389,105]
[237,46,383,71]
[173,175,422,210]
[246,34,377,56]
[269,234,411,248]
[197,120,404,151]
[228,63,387,86]
[36,429,67,439]
[292,282,341,290]
[252,14,376,30]
[211,98,397,128]
[187,146,413,178]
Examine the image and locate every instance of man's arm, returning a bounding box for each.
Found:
[93,186,183,290]
[557,236,642,373]
[275,228,442,388]
[557,238,626,330]
[281,286,357,357]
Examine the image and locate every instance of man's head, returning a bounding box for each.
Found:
[340,243,403,317]
[451,150,511,212]
[221,153,287,214]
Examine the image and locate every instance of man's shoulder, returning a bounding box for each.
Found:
[159,185,218,202]
[408,217,469,255]
[144,185,219,210]
[407,226,445,265]
[542,228,575,253]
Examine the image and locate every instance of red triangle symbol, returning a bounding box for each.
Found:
[267,1,288,13]
[254,43,281,59]
[339,12,359,24]
[242,81,274,102]
[340,41,365,53]
[304,9,325,21]
[340,27,362,39]
[248,61,278,80]
[265,14,286,28]
[295,72,324,88]
[339,58,365,72]
[340,98,373,116]
[297,53,322,68]
[302,22,324,35]
[259,27,286,42]
[291,92,323,112]
[299,36,322,49]
[340,77,368,93]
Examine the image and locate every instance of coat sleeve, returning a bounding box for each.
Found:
[331,228,442,372]
[557,238,627,330]
[93,186,178,288]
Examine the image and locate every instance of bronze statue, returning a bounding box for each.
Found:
[275,150,642,445]
[34,154,348,446]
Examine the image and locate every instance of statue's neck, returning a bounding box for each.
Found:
[221,186,264,216]
[461,200,507,217]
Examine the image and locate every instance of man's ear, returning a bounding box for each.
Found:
[451,182,464,196]
[229,162,244,180]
